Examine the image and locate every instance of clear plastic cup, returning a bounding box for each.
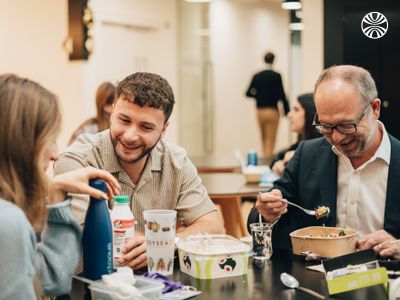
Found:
[250,222,273,261]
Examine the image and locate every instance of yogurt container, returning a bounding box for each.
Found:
[176,234,252,279]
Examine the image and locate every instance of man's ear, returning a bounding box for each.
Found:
[371,98,381,119]
[161,121,169,138]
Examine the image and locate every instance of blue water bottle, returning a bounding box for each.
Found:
[82,179,113,280]
[247,150,258,166]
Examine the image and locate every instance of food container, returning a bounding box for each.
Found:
[243,165,269,183]
[177,234,252,279]
[88,276,164,300]
[290,226,358,258]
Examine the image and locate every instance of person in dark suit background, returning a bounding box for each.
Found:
[247,65,400,258]
[246,51,290,158]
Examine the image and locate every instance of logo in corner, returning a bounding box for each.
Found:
[361,12,388,39]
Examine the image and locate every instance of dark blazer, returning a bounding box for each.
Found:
[247,136,400,250]
[246,69,290,114]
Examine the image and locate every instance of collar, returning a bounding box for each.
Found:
[331,121,391,166]
[149,142,163,171]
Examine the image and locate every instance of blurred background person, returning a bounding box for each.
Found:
[0,74,120,299]
[271,93,320,176]
[69,81,115,145]
[246,51,290,158]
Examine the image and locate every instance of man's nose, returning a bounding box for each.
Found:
[124,127,140,142]
[331,128,347,142]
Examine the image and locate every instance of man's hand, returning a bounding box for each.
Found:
[120,231,147,270]
[357,230,396,257]
[377,240,400,259]
[255,189,287,223]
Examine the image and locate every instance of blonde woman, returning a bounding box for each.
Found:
[69,81,115,145]
[0,74,120,299]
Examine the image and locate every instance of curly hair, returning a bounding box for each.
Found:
[116,72,175,121]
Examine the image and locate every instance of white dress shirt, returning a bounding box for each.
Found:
[333,122,391,237]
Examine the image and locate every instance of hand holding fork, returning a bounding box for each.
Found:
[256,189,329,223]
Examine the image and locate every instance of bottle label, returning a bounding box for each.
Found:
[113,219,135,229]
[112,218,135,267]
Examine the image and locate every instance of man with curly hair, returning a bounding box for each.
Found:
[54,72,224,270]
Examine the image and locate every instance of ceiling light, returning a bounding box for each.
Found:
[281,0,302,10]
[185,0,211,3]
[289,10,304,31]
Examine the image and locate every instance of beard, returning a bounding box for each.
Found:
[327,132,369,158]
[111,134,161,164]
[339,138,365,157]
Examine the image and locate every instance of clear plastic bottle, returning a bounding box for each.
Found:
[111,195,135,268]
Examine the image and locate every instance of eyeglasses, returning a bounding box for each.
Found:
[312,103,371,135]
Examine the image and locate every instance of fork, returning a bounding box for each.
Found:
[280,199,316,216]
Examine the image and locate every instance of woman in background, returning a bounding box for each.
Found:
[271,93,320,176]
[0,74,120,299]
[69,81,115,145]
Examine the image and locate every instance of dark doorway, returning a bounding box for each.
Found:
[324,0,400,138]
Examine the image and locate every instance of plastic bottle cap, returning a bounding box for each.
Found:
[89,179,106,192]
[114,195,130,204]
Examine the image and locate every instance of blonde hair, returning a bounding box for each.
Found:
[0,74,61,231]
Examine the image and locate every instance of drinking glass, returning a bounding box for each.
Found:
[250,222,273,261]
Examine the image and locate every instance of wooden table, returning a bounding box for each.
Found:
[199,173,270,238]
[190,155,241,173]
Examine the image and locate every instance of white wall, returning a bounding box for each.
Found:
[177,1,210,155]
[1,0,324,157]
[0,0,85,149]
[302,0,324,92]
[86,0,178,143]
[210,0,290,156]
[0,0,178,149]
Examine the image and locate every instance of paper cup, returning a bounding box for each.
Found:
[143,210,177,275]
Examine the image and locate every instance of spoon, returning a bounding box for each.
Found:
[280,272,325,299]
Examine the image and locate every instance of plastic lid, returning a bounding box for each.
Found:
[114,195,129,204]
[89,179,106,192]
[176,234,251,255]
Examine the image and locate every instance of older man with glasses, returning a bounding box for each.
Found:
[248,65,400,258]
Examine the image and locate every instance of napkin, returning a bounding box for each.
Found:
[101,267,142,300]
